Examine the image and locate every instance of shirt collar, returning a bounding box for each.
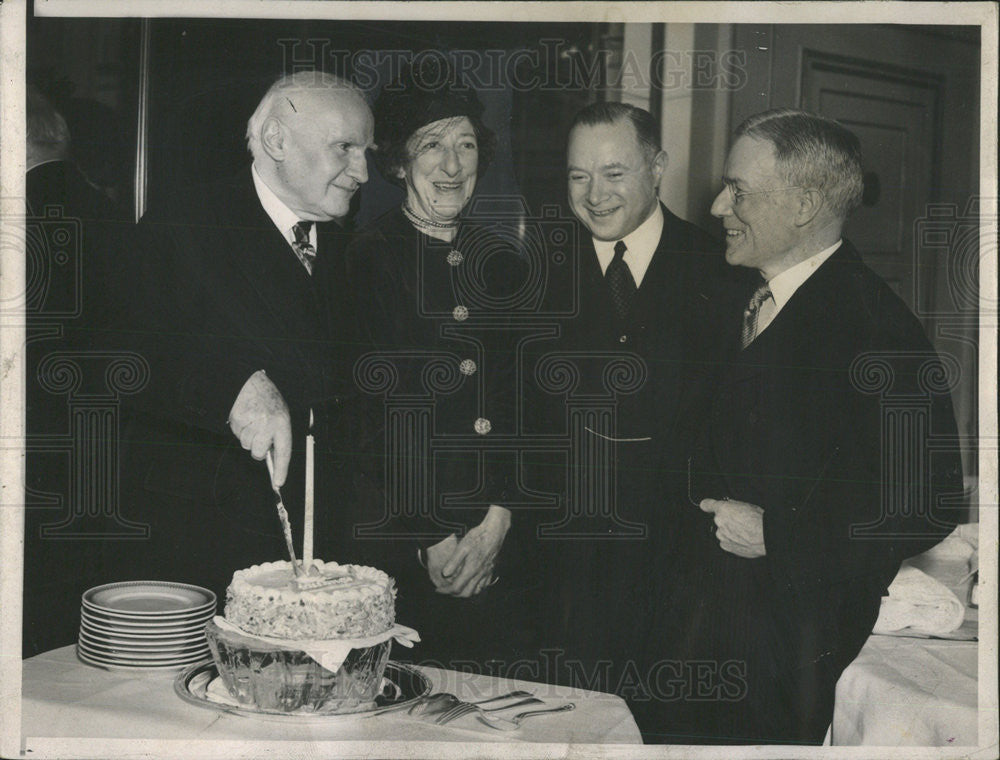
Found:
[766,240,842,309]
[592,203,664,288]
[251,163,313,247]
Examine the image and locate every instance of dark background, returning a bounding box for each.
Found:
[22,15,984,654]
[28,17,620,224]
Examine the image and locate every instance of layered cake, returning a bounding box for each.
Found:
[205,560,401,713]
[224,560,396,639]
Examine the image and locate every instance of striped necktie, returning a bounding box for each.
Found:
[291,220,316,274]
[740,280,772,349]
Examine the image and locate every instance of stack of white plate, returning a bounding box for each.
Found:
[77,581,216,670]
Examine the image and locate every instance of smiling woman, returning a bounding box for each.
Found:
[400,116,480,226]
[333,56,533,671]
[369,55,497,239]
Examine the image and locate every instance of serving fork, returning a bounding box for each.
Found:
[433,696,543,725]
[440,703,577,730]
[369,689,534,718]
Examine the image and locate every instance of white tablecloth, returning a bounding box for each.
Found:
[832,630,978,745]
[18,645,641,756]
[832,527,982,747]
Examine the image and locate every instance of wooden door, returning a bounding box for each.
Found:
[800,52,940,303]
[729,24,979,316]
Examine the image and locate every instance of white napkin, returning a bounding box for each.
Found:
[907,521,977,571]
[873,565,965,636]
[213,616,420,673]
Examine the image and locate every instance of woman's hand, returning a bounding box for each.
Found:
[430,505,511,598]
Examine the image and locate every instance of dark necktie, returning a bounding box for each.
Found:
[291,220,316,274]
[606,240,637,321]
[740,280,773,349]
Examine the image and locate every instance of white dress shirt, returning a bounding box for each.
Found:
[592,204,664,289]
[251,163,317,259]
[756,240,842,336]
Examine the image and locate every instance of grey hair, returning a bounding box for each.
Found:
[735,108,864,219]
[27,87,70,152]
[245,71,361,160]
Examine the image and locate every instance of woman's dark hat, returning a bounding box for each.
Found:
[374,55,484,146]
[373,55,490,181]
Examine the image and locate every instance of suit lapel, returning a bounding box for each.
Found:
[314,220,353,338]
[731,242,855,388]
[631,204,712,326]
[221,170,323,338]
[630,234,688,327]
[748,242,853,353]
[575,233,615,336]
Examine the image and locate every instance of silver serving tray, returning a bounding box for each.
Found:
[174,659,431,721]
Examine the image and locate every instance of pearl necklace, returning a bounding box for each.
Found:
[402,202,459,231]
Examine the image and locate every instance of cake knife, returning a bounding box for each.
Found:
[265,450,304,577]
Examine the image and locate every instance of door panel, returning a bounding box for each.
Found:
[802,55,941,303]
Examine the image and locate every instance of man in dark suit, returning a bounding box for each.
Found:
[534,103,741,699]
[642,109,963,744]
[25,88,116,223]
[106,71,373,600]
[22,87,127,656]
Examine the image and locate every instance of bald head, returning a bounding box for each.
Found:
[248,71,374,221]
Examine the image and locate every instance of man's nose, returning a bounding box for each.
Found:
[586,178,606,205]
[349,152,369,184]
[710,187,731,218]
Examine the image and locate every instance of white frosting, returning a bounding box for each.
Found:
[224,560,396,639]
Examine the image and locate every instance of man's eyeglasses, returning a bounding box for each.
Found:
[723,183,806,205]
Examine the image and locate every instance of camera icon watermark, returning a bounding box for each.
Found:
[414,194,579,320]
[912,197,997,318]
[0,203,83,321]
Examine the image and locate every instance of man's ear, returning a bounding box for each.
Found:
[26,141,39,170]
[260,117,286,161]
[794,187,825,227]
[651,150,668,184]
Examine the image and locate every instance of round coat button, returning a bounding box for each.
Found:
[619,334,628,343]
[460,359,477,375]
[446,250,464,266]
[474,417,492,435]
[453,305,469,321]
